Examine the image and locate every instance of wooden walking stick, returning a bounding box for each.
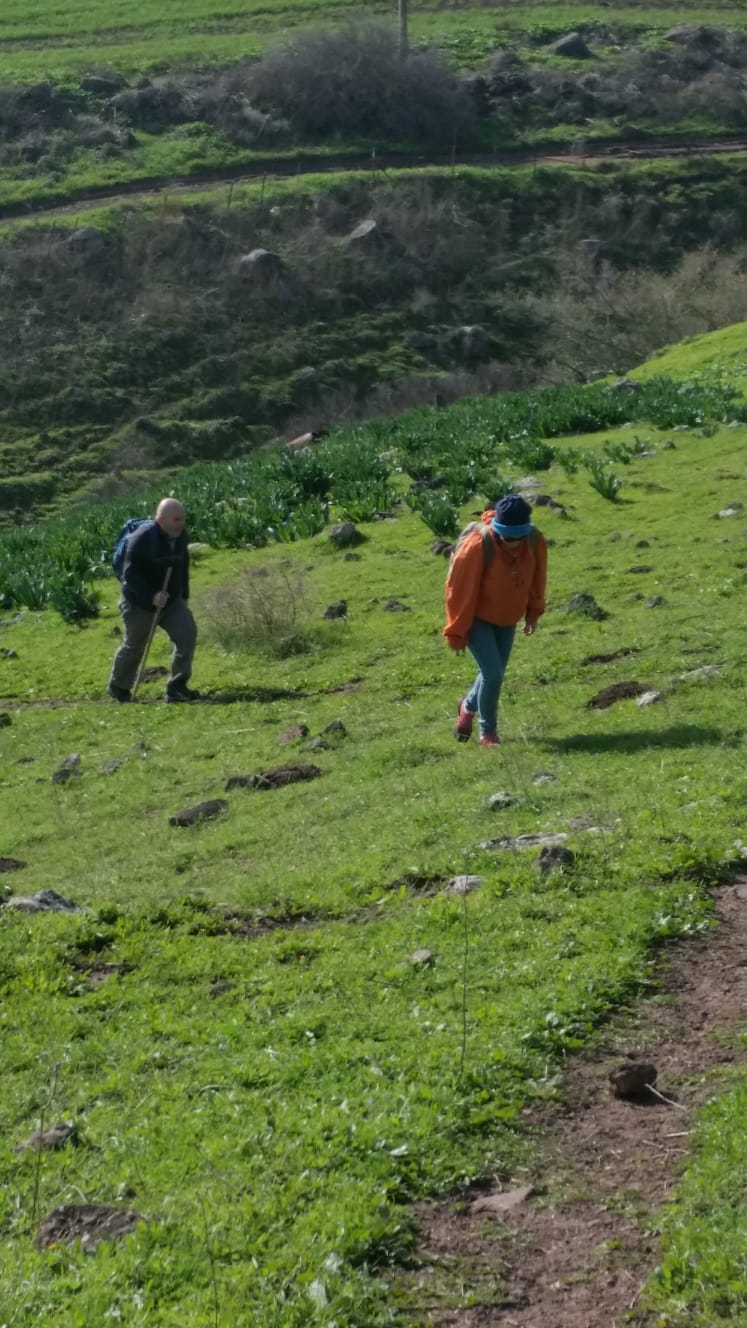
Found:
[131,567,172,701]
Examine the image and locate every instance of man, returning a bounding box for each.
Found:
[108,498,199,704]
[443,493,547,747]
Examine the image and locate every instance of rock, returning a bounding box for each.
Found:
[635,539,650,549]
[537,844,575,874]
[35,1204,142,1252]
[549,31,593,57]
[409,948,434,968]
[480,831,569,852]
[15,1122,77,1153]
[4,889,80,913]
[225,763,322,792]
[322,719,346,737]
[100,758,124,775]
[613,377,643,391]
[187,542,211,554]
[627,565,653,574]
[581,649,637,665]
[717,503,743,518]
[646,596,665,608]
[67,227,108,258]
[532,770,557,785]
[80,74,127,97]
[431,538,455,557]
[470,1186,535,1216]
[681,665,720,681]
[609,1060,657,1099]
[109,625,122,636]
[0,857,25,873]
[238,248,284,277]
[328,522,359,548]
[444,875,485,896]
[664,23,719,47]
[347,218,379,244]
[488,790,519,811]
[586,681,649,709]
[0,712,11,727]
[343,551,362,562]
[383,599,410,612]
[458,325,491,363]
[567,592,609,621]
[636,690,664,707]
[305,737,330,752]
[0,648,18,659]
[323,601,347,620]
[169,799,228,827]
[277,724,310,746]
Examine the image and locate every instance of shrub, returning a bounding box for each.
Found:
[200,562,316,655]
[248,23,479,146]
[586,458,623,502]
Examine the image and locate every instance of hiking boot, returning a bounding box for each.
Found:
[454,700,475,743]
[107,683,132,703]
[166,680,200,703]
[479,731,501,748]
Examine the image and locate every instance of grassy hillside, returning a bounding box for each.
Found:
[2,325,747,1324]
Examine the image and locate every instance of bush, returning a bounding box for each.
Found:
[248,23,479,146]
[200,562,316,655]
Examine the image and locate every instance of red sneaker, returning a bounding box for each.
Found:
[454,700,475,742]
[479,731,501,747]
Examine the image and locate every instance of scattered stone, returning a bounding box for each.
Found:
[100,758,124,775]
[109,625,122,637]
[681,664,721,681]
[277,724,310,746]
[0,647,18,659]
[238,248,284,277]
[169,799,228,827]
[343,552,362,562]
[537,844,575,874]
[613,377,643,391]
[0,712,11,727]
[139,665,168,683]
[609,1060,658,1099]
[305,737,329,752]
[470,1186,535,1216]
[637,690,664,707]
[347,218,379,244]
[488,790,519,811]
[15,1122,77,1153]
[549,30,593,57]
[635,539,650,549]
[627,565,653,574]
[328,522,360,548]
[444,875,485,896]
[581,649,637,665]
[409,948,434,968]
[431,538,454,557]
[383,598,410,612]
[0,857,25,873]
[323,601,347,620]
[4,889,80,913]
[586,681,649,710]
[209,979,234,998]
[717,503,743,518]
[187,543,211,555]
[322,719,347,737]
[568,592,609,621]
[225,763,322,792]
[532,770,557,785]
[35,1204,142,1252]
[80,74,126,97]
[646,596,665,608]
[480,831,569,853]
[67,226,107,257]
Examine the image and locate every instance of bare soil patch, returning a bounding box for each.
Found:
[401,879,747,1326]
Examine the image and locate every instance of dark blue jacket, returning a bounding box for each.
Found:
[121,520,190,610]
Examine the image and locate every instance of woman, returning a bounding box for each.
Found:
[443,493,547,747]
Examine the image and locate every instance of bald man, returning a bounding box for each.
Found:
[108,498,199,703]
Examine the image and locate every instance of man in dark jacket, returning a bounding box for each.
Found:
[108,498,199,703]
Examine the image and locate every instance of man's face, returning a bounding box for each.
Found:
[158,507,185,538]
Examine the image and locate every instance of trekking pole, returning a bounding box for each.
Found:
[131,567,172,701]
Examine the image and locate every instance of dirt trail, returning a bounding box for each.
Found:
[401,877,747,1326]
[4,135,747,225]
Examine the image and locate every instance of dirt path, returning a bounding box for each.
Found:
[4,135,747,225]
[399,877,747,1326]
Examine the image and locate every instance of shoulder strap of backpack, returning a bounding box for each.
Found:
[480,524,495,570]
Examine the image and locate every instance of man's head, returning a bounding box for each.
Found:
[155,498,185,539]
[493,494,533,541]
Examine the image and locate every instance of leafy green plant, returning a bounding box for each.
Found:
[585,458,623,502]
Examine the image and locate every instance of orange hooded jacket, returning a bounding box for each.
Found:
[443,510,548,651]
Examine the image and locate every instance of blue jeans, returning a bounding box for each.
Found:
[464,620,516,736]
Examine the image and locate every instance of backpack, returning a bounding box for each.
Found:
[451,521,538,571]
[112,518,151,580]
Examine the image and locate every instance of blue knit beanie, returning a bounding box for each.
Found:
[492,494,534,539]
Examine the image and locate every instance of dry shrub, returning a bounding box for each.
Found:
[200,561,316,656]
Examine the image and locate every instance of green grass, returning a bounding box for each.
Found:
[2,324,747,1322]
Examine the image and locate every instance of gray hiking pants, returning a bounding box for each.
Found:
[109,596,197,691]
